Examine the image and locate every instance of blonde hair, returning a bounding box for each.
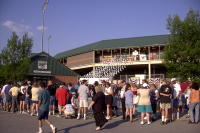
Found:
[95,86,102,93]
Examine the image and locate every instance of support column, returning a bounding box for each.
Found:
[148,46,151,79]
[138,48,140,60]
[120,48,121,56]
[111,49,113,57]
[93,51,95,63]
[148,46,150,60]
[148,63,151,79]
[129,48,131,56]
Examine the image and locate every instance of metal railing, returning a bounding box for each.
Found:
[96,54,163,63]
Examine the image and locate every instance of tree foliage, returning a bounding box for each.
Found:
[0,32,33,82]
[163,9,200,82]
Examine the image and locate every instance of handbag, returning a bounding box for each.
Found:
[134,95,140,104]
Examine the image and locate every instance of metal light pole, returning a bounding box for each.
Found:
[48,35,52,55]
[41,0,49,52]
[41,11,45,52]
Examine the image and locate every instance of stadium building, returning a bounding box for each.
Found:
[54,35,169,82]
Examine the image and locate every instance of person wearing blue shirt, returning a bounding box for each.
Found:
[37,82,57,133]
[125,83,134,122]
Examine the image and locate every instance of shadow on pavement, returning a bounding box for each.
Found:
[103,120,125,129]
[57,121,94,133]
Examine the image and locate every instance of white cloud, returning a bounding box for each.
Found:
[37,25,48,31]
[2,20,21,32]
[2,20,33,36]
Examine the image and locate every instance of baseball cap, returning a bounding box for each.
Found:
[142,83,149,88]
[171,78,177,82]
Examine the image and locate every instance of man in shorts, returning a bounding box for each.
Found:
[159,80,173,125]
[37,82,56,133]
[1,83,8,111]
[56,82,68,116]
[2,82,12,112]
[171,78,182,120]
[47,80,56,115]
[77,80,89,120]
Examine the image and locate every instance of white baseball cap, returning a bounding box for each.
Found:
[171,78,177,82]
[142,83,149,88]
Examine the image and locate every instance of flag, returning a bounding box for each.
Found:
[48,35,52,40]
[42,0,49,13]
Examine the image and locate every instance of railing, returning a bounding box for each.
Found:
[96,54,162,63]
[120,74,165,84]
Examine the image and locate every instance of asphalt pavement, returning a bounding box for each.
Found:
[0,111,200,133]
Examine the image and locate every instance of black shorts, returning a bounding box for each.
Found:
[32,100,38,104]
[105,95,113,106]
[19,94,25,101]
[38,110,49,120]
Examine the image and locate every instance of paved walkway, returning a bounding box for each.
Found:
[0,111,200,133]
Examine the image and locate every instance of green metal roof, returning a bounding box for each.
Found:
[28,52,79,76]
[54,34,169,59]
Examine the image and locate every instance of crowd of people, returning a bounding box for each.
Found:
[0,78,200,132]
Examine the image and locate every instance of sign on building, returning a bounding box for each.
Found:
[38,61,47,70]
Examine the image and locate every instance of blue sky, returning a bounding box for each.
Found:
[0,0,199,56]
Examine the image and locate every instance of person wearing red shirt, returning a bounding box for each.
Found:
[180,82,189,93]
[56,83,68,116]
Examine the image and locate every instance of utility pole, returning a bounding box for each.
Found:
[41,0,49,52]
[48,35,52,55]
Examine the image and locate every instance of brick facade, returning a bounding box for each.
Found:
[67,51,94,67]
[53,75,78,84]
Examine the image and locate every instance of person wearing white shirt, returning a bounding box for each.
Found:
[171,78,182,120]
[2,82,12,111]
[104,82,113,120]
[1,84,7,111]
[77,80,89,120]
[132,50,139,61]
[19,82,28,114]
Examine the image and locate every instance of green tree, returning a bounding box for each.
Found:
[163,9,200,82]
[0,32,33,82]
